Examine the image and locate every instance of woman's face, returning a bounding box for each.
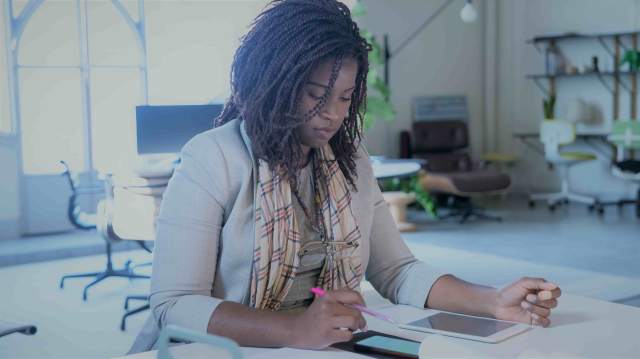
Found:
[295,57,358,152]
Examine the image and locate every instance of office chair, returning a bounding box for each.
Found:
[59,160,103,230]
[528,120,599,211]
[597,120,640,217]
[59,175,152,301]
[109,173,169,331]
[400,120,511,223]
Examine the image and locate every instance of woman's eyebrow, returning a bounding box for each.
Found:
[306,81,355,93]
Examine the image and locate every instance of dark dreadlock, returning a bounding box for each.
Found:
[216,0,370,189]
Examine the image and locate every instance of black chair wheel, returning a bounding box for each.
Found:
[588,205,595,211]
[528,200,535,208]
[563,199,569,204]
[548,204,556,212]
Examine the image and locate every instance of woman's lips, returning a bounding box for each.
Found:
[314,128,335,140]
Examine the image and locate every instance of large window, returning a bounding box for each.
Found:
[10,0,265,175]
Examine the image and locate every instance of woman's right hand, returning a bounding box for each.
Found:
[288,288,367,349]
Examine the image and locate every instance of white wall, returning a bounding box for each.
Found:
[496,0,640,198]
[359,0,487,158]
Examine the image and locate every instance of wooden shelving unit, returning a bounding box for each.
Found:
[526,30,639,120]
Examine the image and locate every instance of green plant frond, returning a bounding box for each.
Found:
[379,175,437,217]
[367,97,395,121]
[351,1,366,18]
[371,76,391,100]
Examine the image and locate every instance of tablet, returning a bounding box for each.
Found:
[398,311,530,343]
[353,335,419,359]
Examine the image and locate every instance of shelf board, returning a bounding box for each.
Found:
[527,30,640,44]
[526,71,637,79]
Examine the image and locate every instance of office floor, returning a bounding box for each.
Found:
[1,198,639,358]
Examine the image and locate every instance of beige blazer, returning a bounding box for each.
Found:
[129,119,445,353]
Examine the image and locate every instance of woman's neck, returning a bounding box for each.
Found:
[298,145,312,168]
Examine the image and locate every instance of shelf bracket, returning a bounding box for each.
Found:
[595,73,614,94]
[532,78,550,96]
[597,36,614,57]
[618,75,632,93]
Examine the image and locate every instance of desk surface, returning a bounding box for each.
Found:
[115,293,640,358]
[371,159,423,180]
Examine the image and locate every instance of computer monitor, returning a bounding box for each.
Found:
[135,104,223,155]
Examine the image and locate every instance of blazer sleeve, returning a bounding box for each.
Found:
[363,159,448,308]
[149,133,229,334]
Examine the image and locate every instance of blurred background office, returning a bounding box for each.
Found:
[1,0,639,357]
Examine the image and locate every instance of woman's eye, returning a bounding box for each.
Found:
[307,92,322,100]
[340,97,351,102]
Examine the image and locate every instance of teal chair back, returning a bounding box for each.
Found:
[157,325,242,359]
[609,120,640,150]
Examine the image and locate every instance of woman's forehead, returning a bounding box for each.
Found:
[308,57,358,87]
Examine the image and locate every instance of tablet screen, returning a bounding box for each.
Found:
[407,312,516,337]
[355,336,419,357]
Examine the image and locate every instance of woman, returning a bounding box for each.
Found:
[130,0,561,352]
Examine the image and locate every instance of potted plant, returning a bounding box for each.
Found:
[543,94,556,120]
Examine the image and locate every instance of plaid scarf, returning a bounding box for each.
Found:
[249,145,363,310]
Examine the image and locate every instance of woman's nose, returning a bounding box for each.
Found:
[321,99,340,121]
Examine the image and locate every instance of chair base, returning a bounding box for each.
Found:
[528,163,598,210]
[59,242,150,301]
[596,188,640,217]
[529,191,598,210]
[121,295,150,331]
[436,196,502,223]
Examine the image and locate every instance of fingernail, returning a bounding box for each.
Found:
[539,291,552,300]
[532,313,539,320]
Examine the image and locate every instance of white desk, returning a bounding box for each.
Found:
[115,293,640,358]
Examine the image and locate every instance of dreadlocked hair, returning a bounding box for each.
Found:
[216,0,370,190]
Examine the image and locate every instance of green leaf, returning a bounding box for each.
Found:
[367,97,395,121]
[351,1,366,18]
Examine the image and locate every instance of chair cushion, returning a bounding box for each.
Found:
[559,151,597,161]
[424,170,511,194]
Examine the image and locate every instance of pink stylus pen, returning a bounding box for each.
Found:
[310,287,397,325]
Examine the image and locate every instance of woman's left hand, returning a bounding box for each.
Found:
[494,277,561,327]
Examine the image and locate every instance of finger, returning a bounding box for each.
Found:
[330,303,367,329]
[538,288,561,301]
[531,313,551,327]
[519,277,558,292]
[326,288,366,306]
[332,315,362,331]
[535,299,558,309]
[525,293,558,309]
[521,300,551,317]
[329,327,354,343]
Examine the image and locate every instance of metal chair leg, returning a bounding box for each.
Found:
[120,303,150,331]
[60,272,103,289]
